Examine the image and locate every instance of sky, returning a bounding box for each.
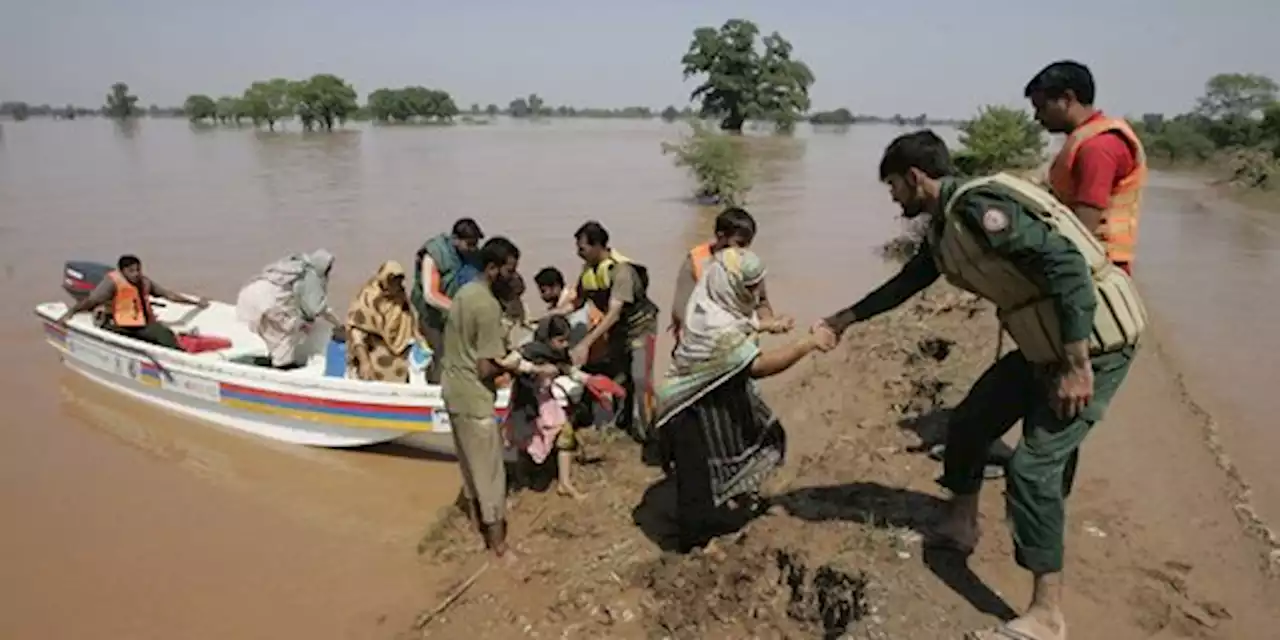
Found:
[3,0,1280,118]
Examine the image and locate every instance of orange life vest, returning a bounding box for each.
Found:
[108,271,153,328]
[689,241,714,282]
[1048,116,1148,267]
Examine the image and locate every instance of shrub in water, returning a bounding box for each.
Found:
[662,120,753,206]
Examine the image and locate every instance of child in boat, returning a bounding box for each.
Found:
[502,314,623,500]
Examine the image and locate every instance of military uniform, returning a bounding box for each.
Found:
[826,173,1147,574]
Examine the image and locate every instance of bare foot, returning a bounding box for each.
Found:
[965,610,1066,639]
[557,482,588,501]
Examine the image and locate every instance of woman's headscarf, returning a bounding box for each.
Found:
[257,249,334,321]
[670,248,766,369]
[655,248,768,426]
[347,261,416,355]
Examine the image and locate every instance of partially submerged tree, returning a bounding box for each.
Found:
[183,94,217,123]
[681,19,814,132]
[661,120,753,206]
[952,105,1046,175]
[367,87,459,123]
[104,82,140,119]
[289,74,359,131]
[241,79,293,131]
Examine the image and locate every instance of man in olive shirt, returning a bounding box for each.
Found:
[813,131,1139,640]
[441,236,522,558]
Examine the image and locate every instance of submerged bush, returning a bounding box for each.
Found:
[662,120,753,206]
[953,105,1046,175]
[1223,147,1280,189]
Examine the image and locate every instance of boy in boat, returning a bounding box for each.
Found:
[534,267,573,311]
[56,254,208,349]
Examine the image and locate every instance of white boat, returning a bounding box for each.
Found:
[35,294,511,454]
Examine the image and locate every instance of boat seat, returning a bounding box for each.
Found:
[177,334,233,354]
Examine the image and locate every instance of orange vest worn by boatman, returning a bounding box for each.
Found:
[107,270,153,328]
[689,241,714,282]
[1048,116,1148,268]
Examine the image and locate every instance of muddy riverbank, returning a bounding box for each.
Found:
[403,282,1280,639]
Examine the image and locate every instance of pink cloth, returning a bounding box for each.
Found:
[525,380,568,464]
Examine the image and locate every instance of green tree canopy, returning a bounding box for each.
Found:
[809,108,855,125]
[1195,73,1278,120]
[660,105,680,122]
[485,104,500,117]
[215,96,245,124]
[681,19,814,132]
[183,95,217,123]
[241,79,293,131]
[953,105,1046,175]
[289,74,359,131]
[367,86,459,123]
[104,82,140,119]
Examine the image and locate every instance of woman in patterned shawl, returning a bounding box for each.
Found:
[346,261,421,383]
[654,248,821,551]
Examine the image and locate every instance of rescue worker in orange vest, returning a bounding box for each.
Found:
[668,207,780,341]
[55,254,209,349]
[1025,60,1148,275]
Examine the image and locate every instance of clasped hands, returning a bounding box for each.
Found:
[758,315,841,353]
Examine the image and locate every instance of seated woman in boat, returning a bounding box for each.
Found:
[236,249,342,369]
[55,254,209,349]
[654,248,819,552]
[345,261,422,383]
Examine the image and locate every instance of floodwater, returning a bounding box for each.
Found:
[0,118,1276,638]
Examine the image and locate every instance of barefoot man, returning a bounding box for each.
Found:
[441,236,522,558]
[812,131,1147,640]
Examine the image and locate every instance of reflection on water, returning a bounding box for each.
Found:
[56,372,462,547]
[2,118,1279,635]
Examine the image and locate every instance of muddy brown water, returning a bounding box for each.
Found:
[0,118,1276,638]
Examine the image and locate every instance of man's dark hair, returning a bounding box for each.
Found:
[451,218,484,241]
[879,130,954,181]
[714,207,756,241]
[574,221,609,248]
[117,254,141,270]
[534,267,565,288]
[543,314,572,341]
[1024,60,1095,106]
[478,236,520,269]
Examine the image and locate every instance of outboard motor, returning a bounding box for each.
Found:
[63,261,113,301]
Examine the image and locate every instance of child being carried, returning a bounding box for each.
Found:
[501,314,624,500]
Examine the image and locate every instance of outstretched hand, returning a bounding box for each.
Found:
[810,320,839,352]
[761,315,795,334]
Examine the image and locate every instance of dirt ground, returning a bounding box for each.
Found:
[395,285,1280,640]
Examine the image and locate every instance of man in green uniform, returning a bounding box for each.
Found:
[813,131,1145,640]
[440,236,521,558]
[412,218,484,383]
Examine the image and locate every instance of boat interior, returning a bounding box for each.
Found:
[38,299,340,378]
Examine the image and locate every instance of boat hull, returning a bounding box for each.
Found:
[36,300,507,455]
